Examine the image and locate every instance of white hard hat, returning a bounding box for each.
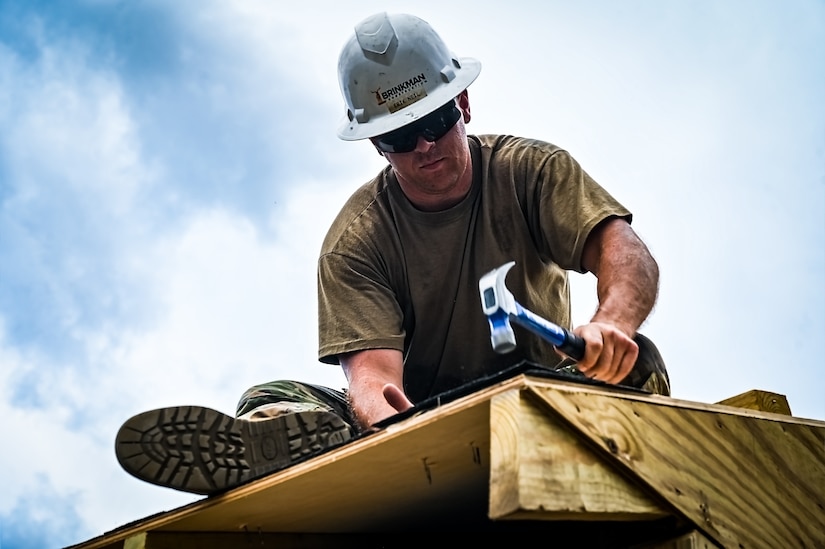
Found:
[336,12,481,141]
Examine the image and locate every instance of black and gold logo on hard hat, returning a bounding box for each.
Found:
[376,73,428,113]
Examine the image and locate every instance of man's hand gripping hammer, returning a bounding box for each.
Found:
[478,261,585,361]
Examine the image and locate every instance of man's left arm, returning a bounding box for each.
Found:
[574,216,659,383]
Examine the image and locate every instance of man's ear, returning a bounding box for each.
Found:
[457,89,471,124]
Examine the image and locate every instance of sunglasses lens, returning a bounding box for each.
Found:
[375,102,461,153]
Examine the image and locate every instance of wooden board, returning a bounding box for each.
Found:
[159,392,492,533]
[634,530,719,549]
[716,389,792,416]
[525,380,825,549]
[69,376,521,549]
[489,388,669,520]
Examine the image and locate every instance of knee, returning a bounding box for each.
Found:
[621,333,671,396]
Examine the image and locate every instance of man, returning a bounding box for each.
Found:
[115,12,669,496]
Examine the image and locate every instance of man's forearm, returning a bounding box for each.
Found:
[585,218,659,335]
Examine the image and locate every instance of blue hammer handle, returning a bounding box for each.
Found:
[512,302,586,361]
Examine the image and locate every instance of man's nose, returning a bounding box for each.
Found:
[413,134,436,152]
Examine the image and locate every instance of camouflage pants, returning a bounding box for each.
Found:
[236,381,353,423]
[235,333,669,428]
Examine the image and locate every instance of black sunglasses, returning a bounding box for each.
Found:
[373,101,462,154]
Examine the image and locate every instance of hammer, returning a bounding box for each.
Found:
[478,261,585,361]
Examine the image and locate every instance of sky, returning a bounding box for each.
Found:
[0,1,822,547]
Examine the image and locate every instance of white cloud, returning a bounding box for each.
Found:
[1,19,146,203]
[0,180,360,538]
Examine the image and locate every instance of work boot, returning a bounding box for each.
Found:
[115,405,353,495]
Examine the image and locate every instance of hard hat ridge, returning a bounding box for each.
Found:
[354,12,396,56]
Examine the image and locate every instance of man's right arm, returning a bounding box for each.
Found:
[340,348,411,430]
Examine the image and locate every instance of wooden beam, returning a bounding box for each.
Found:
[716,390,792,416]
[123,533,145,549]
[123,531,410,549]
[105,527,723,548]
[489,388,669,521]
[634,530,719,549]
[525,380,825,549]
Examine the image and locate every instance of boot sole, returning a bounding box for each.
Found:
[115,406,352,494]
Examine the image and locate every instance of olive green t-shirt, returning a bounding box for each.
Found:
[317,134,631,403]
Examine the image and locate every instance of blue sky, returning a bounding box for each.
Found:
[0,1,823,547]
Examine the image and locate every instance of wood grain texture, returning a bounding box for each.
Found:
[716,390,792,416]
[489,389,669,521]
[526,382,825,549]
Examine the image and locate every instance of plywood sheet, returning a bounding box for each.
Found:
[526,381,825,549]
[69,376,527,549]
[162,396,491,533]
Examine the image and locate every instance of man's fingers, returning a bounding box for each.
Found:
[572,324,603,374]
[574,323,638,385]
[598,347,634,384]
[618,342,639,381]
[603,338,638,383]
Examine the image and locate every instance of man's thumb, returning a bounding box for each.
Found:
[383,383,413,413]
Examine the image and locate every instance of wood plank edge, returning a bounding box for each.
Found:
[523,377,823,427]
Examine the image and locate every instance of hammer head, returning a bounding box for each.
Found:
[478,261,518,353]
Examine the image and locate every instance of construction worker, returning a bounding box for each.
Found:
[115,12,669,495]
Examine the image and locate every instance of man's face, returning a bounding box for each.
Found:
[371,91,472,210]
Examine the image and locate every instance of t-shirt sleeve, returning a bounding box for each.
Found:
[535,149,631,273]
[317,251,406,364]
